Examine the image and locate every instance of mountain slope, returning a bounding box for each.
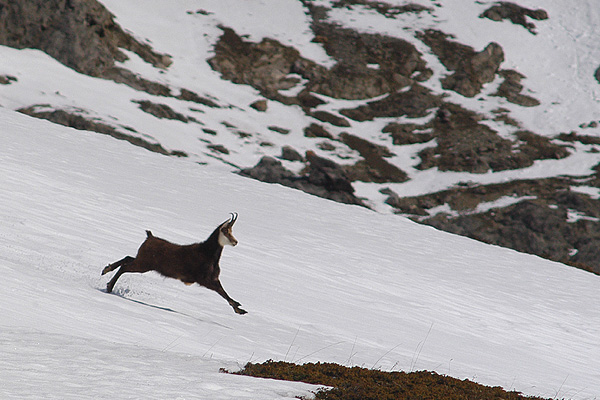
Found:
[2,106,600,398]
[2,0,600,273]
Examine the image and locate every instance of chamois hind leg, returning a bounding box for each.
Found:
[102,256,135,276]
[207,279,247,315]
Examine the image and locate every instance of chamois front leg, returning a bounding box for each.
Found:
[102,256,136,293]
[102,256,134,275]
[207,279,247,315]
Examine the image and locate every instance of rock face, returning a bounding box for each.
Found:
[0,0,171,77]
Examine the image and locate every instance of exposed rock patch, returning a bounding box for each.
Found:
[250,99,268,112]
[384,174,600,274]
[340,133,408,183]
[383,102,568,174]
[418,30,504,98]
[176,89,219,108]
[340,84,442,121]
[332,0,432,18]
[304,123,333,139]
[208,27,323,101]
[0,74,17,85]
[280,146,304,162]
[493,70,540,107]
[240,154,366,206]
[310,110,351,127]
[480,2,549,35]
[18,105,187,157]
[0,0,171,80]
[382,123,433,145]
[133,100,193,123]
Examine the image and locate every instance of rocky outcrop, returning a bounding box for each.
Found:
[0,0,171,80]
[340,84,442,121]
[397,102,569,174]
[339,133,408,183]
[480,2,549,35]
[384,174,600,274]
[418,30,504,98]
[332,0,432,18]
[493,70,540,107]
[18,105,186,157]
[208,27,324,101]
[240,153,366,207]
[133,100,194,123]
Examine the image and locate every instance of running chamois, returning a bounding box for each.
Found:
[101,213,247,314]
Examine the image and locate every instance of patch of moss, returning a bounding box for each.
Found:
[230,360,549,400]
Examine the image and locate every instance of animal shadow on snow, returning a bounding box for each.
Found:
[95,286,232,329]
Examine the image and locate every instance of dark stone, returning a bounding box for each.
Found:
[280,146,304,162]
[310,110,351,127]
[250,99,268,112]
[133,100,190,122]
[304,123,333,139]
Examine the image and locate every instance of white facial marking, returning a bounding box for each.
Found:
[219,228,238,247]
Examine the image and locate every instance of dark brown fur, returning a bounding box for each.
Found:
[102,214,246,314]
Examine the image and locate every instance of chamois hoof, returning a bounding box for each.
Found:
[235,307,248,315]
[101,265,111,275]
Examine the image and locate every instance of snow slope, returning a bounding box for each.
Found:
[2,106,600,398]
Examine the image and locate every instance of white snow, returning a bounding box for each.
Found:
[3,0,600,398]
[2,104,600,399]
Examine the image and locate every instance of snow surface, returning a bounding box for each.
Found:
[3,0,600,398]
[3,106,600,399]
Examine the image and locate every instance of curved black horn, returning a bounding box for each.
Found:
[229,212,238,225]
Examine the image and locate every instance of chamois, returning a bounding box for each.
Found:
[101,213,247,314]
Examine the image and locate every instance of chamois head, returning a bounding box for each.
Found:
[218,212,239,247]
